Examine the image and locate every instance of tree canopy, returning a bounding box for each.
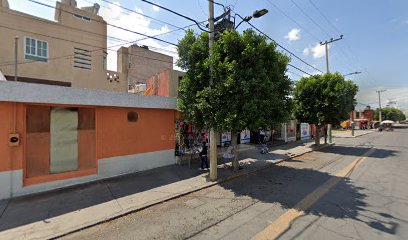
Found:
[177,29,293,133]
[375,108,406,121]
[293,72,358,143]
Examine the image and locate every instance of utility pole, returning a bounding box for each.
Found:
[208,0,217,181]
[377,90,386,123]
[14,36,18,81]
[320,35,343,143]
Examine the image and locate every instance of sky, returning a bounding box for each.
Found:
[8,0,408,113]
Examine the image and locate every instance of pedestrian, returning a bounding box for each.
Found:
[199,142,209,170]
[323,125,328,144]
[259,129,266,144]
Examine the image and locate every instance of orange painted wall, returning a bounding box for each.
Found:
[157,69,170,97]
[0,102,24,172]
[96,107,175,159]
[1,101,176,187]
[145,69,170,97]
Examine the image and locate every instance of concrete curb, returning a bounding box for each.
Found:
[47,143,333,239]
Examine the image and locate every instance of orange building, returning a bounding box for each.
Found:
[0,81,177,200]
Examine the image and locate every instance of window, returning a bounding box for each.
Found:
[25,37,48,62]
[73,14,91,21]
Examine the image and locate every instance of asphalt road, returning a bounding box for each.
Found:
[61,129,408,240]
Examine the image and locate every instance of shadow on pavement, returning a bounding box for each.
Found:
[316,145,398,158]
[0,145,289,233]
[217,146,400,237]
[0,164,203,232]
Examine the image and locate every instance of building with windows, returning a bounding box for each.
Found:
[0,0,127,92]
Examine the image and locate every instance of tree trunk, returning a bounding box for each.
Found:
[231,132,239,171]
[315,126,320,145]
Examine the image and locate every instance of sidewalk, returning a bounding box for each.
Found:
[332,129,375,138]
[0,140,331,240]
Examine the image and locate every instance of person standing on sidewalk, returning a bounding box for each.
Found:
[259,129,266,144]
[199,142,209,170]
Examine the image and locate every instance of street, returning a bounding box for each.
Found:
[60,128,408,240]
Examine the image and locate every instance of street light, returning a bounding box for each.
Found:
[343,71,362,77]
[235,9,268,29]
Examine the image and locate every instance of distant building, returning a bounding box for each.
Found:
[145,69,185,98]
[117,45,173,91]
[352,105,375,121]
[0,0,127,92]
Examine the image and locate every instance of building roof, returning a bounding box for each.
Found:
[0,81,177,110]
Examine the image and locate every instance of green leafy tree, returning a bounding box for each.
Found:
[374,108,406,121]
[177,29,292,169]
[293,72,358,145]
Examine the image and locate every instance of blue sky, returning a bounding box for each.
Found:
[8,0,408,112]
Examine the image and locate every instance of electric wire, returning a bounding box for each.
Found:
[29,0,178,46]
[236,14,324,74]
[264,0,321,42]
[3,1,321,81]
[100,0,192,33]
[289,0,332,38]
[139,0,209,32]
[0,22,195,67]
[288,64,312,77]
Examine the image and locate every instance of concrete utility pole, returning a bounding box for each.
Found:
[208,0,217,181]
[343,71,362,137]
[14,36,18,81]
[320,35,343,144]
[377,90,386,122]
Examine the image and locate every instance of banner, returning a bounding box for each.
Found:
[221,132,231,146]
[300,123,310,140]
[240,129,251,144]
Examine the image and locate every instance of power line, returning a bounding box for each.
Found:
[100,0,192,33]
[29,0,178,46]
[288,64,312,77]
[0,6,181,55]
[264,0,321,42]
[139,0,209,32]
[287,70,303,79]
[265,0,357,76]
[308,0,341,36]
[306,0,376,88]
[0,22,187,67]
[235,14,324,74]
[290,0,332,38]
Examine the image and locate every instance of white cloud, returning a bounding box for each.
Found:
[302,43,329,59]
[285,28,301,42]
[303,48,309,56]
[98,2,176,71]
[152,5,160,12]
